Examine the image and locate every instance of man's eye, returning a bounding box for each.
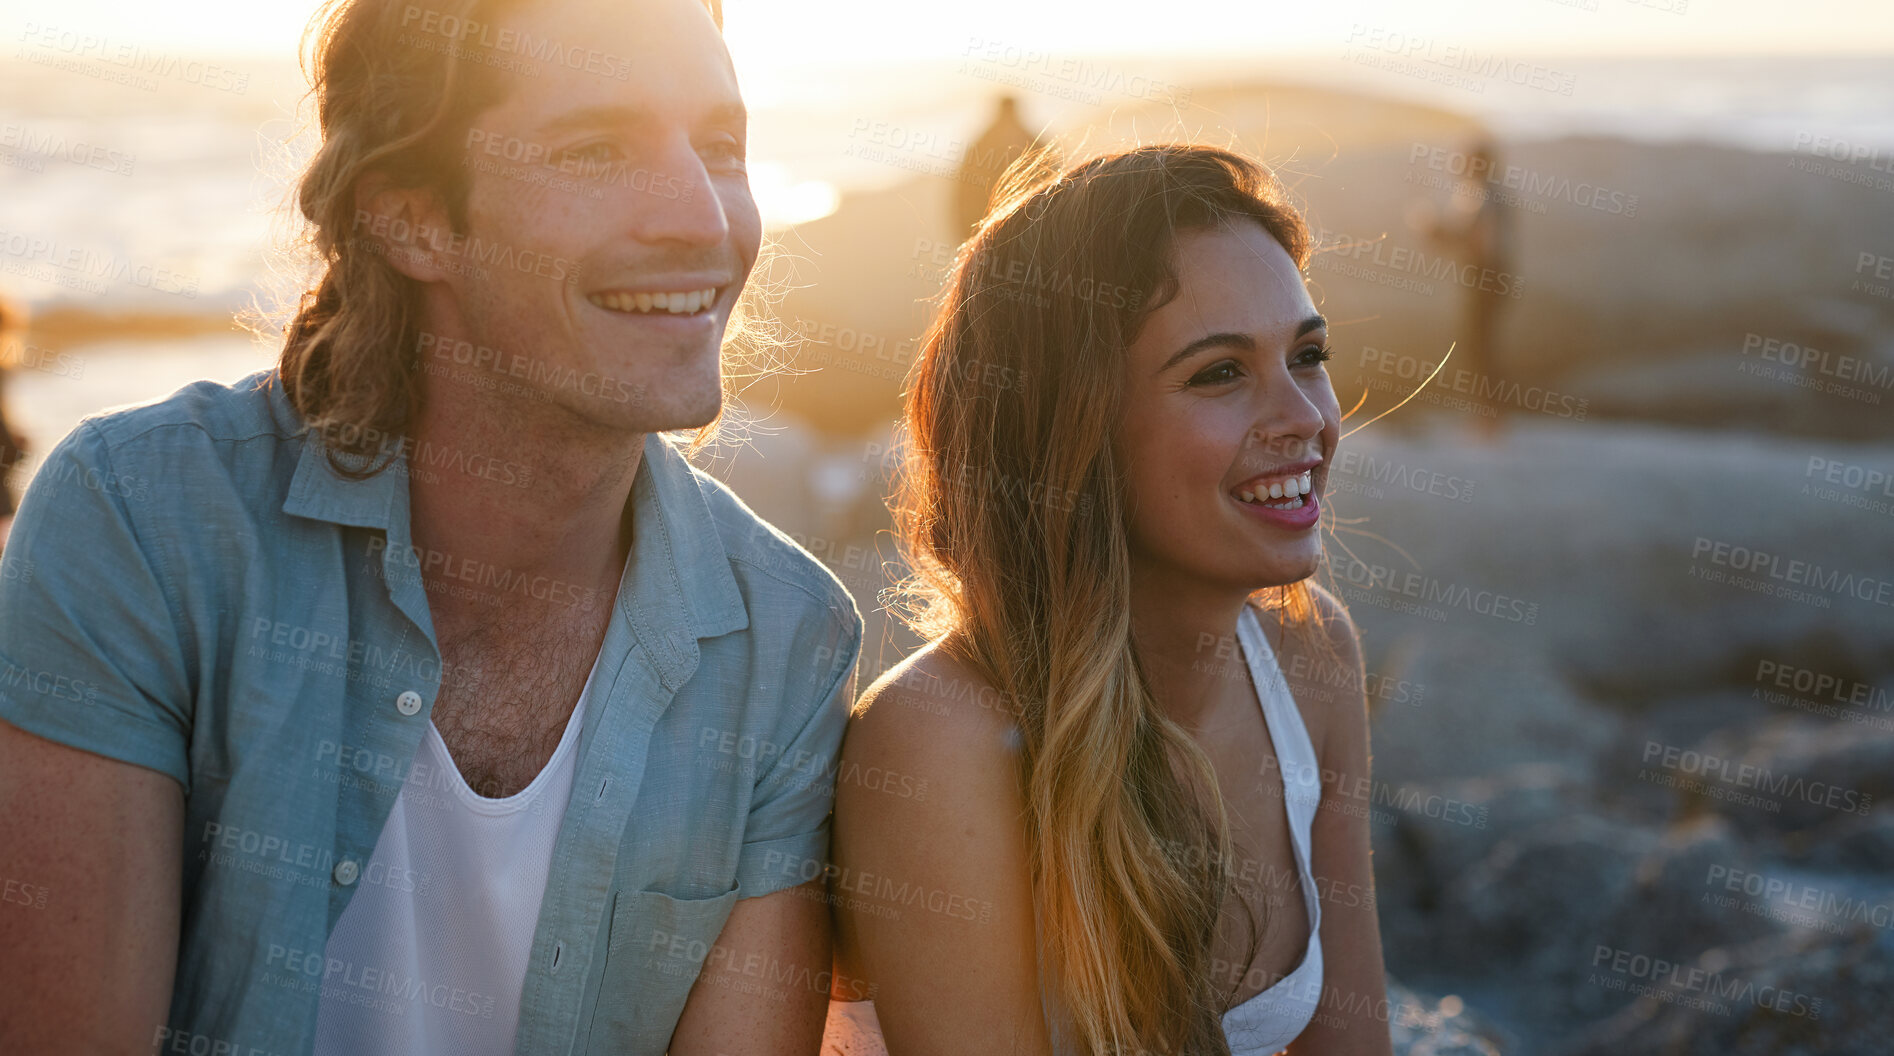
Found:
[1189,361,1242,386]
[565,143,622,166]
[702,139,746,170]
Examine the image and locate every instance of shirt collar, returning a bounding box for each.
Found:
[625,431,749,643]
[282,407,748,656]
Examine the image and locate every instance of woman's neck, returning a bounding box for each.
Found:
[1126,567,1257,732]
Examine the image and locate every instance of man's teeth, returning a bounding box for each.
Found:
[1238,471,1314,507]
[585,288,719,314]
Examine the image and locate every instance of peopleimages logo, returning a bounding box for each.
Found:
[1407,143,1640,218]
[351,212,582,285]
[1589,945,1823,1020]
[0,122,136,176]
[1310,227,1525,299]
[1640,740,1873,816]
[399,5,636,80]
[1704,865,1894,931]
[418,330,643,406]
[16,22,252,93]
[1689,536,1894,609]
[463,128,696,203]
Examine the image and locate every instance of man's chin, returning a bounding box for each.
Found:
[603,385,723,436]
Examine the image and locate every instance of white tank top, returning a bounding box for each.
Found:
[1218,602,1326,1053]
[822,603,1325,1055]
[312,650,601,1056]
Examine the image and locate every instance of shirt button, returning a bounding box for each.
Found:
[395,690,423,716]
[333,859,360,886]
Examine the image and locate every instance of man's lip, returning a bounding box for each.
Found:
[584,277,733,296]
[1230,459,1323,494]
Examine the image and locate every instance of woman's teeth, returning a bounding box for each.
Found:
[585,288,719,314]
[1238,471,1314,509]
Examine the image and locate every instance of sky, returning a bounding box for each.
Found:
[0,0,1885,61]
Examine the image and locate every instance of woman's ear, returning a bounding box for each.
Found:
[350,170,457,285]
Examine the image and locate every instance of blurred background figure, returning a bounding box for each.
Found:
[0,293,29,552]
[953,95,1044,240]
[1411,136,1514,444]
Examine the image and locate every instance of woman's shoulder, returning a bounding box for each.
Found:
[1249,581,1366,767]
[1248,580,1361,673]
[831,637,1052,1053]
[839,636,1029,841]
[849,635,1025,763]
[832,635,1036,920]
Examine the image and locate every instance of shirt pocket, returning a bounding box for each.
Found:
[584,882,742,1055]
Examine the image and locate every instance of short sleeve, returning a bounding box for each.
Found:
[0,420,192,788]
[731,606,861,900]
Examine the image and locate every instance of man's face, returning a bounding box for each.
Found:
[433,0,759,433]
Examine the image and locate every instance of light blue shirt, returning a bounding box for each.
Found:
[0,369,862,1055]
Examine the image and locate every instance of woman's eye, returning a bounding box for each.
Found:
[1188,360,1243,386]
[1298,344,1334,368]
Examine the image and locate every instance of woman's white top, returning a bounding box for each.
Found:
[1218,603,1326,1053]
[822,603,1325,1055]
[312,651,602,1056]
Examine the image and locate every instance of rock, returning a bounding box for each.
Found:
[1585,815,1784,1019]
[1688,719,1894,838]
[1387,976,1512,1056]
[1553,922,1894,1056]
[1375,763,1590,926]
[1441,812,1663,1011]
[1786,809,1894,874]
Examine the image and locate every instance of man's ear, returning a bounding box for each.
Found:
[351,171,457,284]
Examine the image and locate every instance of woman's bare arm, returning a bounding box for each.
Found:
[1288,596,1394,1056]
[830,650,1055,1056]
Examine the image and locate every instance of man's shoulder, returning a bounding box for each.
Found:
[680,448,860,625]
[72,368,300,462]
[26,369,303,520]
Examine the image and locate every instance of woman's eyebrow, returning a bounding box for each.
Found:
[1157,314,1328,374]
[1160,331,1254,373]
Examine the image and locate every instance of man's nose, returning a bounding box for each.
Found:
[622,140,732,248]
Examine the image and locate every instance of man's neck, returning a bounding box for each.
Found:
[403,368,642,629]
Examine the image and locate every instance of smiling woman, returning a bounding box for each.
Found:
[826,145,1392,1056]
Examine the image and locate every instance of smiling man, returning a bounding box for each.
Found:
[0,1,860,1054]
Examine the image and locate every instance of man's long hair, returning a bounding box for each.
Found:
[278,0,729,475]
[891,144,1352,1055]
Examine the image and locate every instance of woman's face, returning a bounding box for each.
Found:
[1115,220,1339,594]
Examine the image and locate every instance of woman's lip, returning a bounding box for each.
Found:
[1232,486,1321,529]
[1230,471,1318,505]
[1230,459,1323,495]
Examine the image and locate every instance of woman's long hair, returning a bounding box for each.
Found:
[891,144,1343,1055]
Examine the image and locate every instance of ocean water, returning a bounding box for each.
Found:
[3,51,1891,316]
[2,50,1891,460]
